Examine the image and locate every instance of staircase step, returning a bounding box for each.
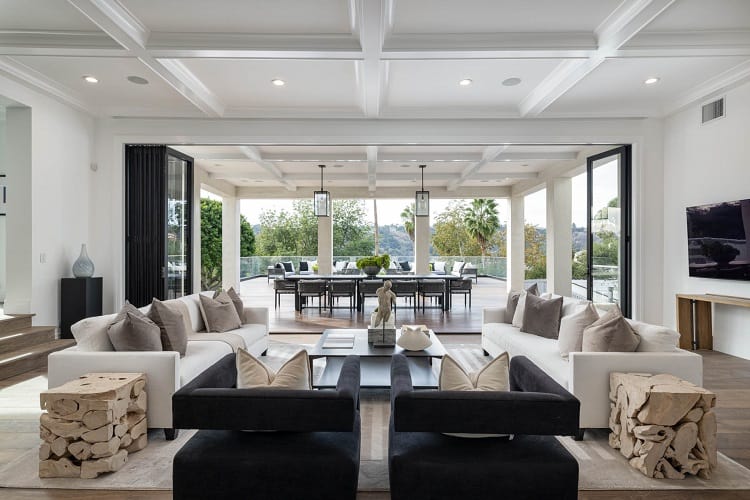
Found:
[0,339,75,381]
[0,326,57,354]
[0,314,35,335]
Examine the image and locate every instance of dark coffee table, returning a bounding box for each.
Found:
[308,328,447,388]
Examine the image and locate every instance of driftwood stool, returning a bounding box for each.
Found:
[39,372,147,478]
[608,372,716,479]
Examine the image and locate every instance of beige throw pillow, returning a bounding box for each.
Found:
[236,348,311,390]
[199,294,242,333]
[107,311,162,352]
[582,306,640,353]
[557,303,599,358]
[521,294,563,339]
[149,298,188,356]
[439,352,509,392]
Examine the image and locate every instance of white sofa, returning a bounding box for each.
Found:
[48,292,269,436]
[482,297,703,430]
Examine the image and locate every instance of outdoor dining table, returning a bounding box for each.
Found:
[283,274,462,312]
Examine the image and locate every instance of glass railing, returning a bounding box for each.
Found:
[240,255,507,279]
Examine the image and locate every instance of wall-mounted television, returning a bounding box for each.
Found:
[686,198,750,281]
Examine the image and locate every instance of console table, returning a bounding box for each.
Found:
[676,293,750,350]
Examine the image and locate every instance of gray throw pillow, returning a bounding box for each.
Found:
[505,283,539,323]
[216,287,245,323]
[582,306,640,352]
[199,294,242,333]
[109,300,147,325]
[557,302,599,358]
[520,293,563,339]
[149,298,188,356]
[107,311,162,351]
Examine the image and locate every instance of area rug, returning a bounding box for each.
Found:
[1,340,749,492]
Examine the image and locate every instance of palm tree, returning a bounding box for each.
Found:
[464,199,500,265]
[400,203,415,242]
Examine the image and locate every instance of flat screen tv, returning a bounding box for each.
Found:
[686,198,750,281]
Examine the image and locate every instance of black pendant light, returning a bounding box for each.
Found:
[415,164,429,217]
[314,164,331,217]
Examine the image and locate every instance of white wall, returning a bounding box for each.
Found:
[0,115,6,302]
[0,74,95,326]
[662,81,750,359]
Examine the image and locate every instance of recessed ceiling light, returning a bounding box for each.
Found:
[521,164,528,167]
[127,75,149,85]
[480,180,489,183]
[82,75,98,84]
[502,77,522,86]
[400,164,410,168]
[254,180,264,183]
[459,78,473,86]
[332,164,343,168]
[214,163,222,167]
[644,77,660,85]
[271,78,285,86]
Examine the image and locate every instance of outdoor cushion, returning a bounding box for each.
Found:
[400,261,411,271]
[299,261,309,271]
[281,261,294,273]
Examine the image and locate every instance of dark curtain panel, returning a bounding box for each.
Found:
[125,145,167,307]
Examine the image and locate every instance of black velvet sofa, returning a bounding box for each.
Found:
[389,354,580,500]
[172,353,361,500]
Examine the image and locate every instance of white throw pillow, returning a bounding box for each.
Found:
[71,313,117,351]
[434,261,446,273]
[557,302,599,359]
[511,292,528,328]
[334,261,346,272]
[236,348,311,389]
[439,353,511,438]
[627,319,680,352]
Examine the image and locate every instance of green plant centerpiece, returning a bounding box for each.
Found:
[357,254,391,277]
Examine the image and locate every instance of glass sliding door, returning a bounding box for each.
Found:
[587,146,631,316]
[166,148,193,299]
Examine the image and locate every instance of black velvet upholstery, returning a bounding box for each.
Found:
[173,354,361,500]
[391,354,580,436]
[389,354,580,500]
[173,354,360,432]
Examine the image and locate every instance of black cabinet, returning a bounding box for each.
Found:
[60,277,102,339]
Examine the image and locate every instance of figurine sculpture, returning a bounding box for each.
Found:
[372,280,397,328]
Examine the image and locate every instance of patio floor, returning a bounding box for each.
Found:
[239,275,508,334]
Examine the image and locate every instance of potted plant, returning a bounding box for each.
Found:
[356,254,391,277]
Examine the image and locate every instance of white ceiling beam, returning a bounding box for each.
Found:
[519,0,676,117]
[236,185,512,200]
[238,146,296,191]
[67,0,225,117]
[378,152,484,162]
[446,145,509,191]
[0,55,97,115]
[366,146,378,192]
[616,30,750,57]
[211,171,537,182]
[261,153,368,162]
[495,152,579,161]
[663,59,750,117]
[0,30,127,56]
[185,152,248,161]
[355,0,386,118]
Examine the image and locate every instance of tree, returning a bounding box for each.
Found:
[200,198,223,290]
[240,215,255,257]
[464,199,501,263]
[255,200,317,256]
[524,223,546,279]
[333,199,374,255]
[432,200,480,256]
[400,203,415,242]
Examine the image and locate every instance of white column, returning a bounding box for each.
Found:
[317,205,333,274]
[507,196,525,292]
[546,178,573,296]
[3,107,32,314]
[414,214,430,274]
[222,196,240,290]
[191,170,203,293]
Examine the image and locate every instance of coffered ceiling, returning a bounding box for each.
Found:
[0,0,748,196]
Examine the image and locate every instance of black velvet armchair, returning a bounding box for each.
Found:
[389,353,580,500]
[172,353,361,500]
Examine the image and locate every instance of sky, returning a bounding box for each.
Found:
[209,157,617,229]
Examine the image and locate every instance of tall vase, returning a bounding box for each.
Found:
[72,244,95,278]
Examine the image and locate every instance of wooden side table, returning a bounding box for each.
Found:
[39,373,147,478]
[676,293,750,350]
[609,372,716,479]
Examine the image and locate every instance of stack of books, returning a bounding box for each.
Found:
[323,333,355,349]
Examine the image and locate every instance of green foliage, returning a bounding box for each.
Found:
[400,204,415,242]
[200,198,223,290]
[356,254,390,269]
[593,230,619,266]
[431,201,481,256]
[464,199,501,257]
[256,200,317,255]
[524,223,546,279]
[572,250,587,279]
[240,215,255,257]
[333,199,374,255]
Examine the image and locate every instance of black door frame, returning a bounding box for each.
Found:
[586,145,632,317]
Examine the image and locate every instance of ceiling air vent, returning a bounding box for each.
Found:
[701,98,724,124]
